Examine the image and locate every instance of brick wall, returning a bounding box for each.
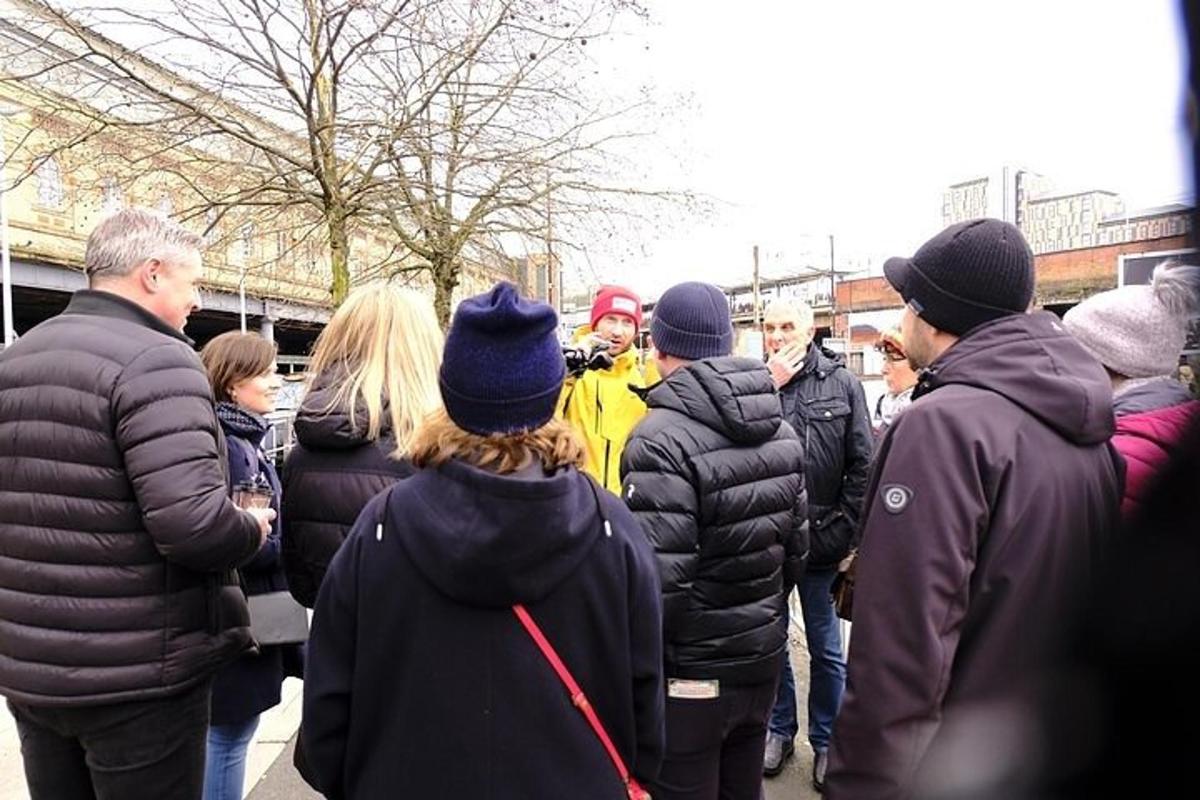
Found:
[1034,235,1191,302]
[837,277,901,313]
[836,234,1194,314]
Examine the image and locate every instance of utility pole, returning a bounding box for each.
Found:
[752,244,761,330]
[828,234,837,337]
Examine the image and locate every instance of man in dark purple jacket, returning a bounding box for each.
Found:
[825,219,1124,799]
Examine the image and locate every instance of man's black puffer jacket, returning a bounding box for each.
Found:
[620,356,808,686]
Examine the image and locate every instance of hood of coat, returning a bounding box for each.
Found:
[391,458,607,608]
[293,369,390,451]
[1113,377,1195,418]
[915,311,1115,445]
[646,356,784,445]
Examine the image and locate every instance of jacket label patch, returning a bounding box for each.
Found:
[668,679,720,699]
[881,484,913,514]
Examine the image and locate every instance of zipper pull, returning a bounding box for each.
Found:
[375,523,383,542]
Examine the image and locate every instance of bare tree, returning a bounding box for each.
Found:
[1,0,685,321]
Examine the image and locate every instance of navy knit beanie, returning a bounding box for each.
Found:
[439,282,566,435]
[650,281,733,360]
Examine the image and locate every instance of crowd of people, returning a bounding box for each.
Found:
[0,207,1196,800]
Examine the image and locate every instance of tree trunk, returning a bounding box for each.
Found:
[327,211,350,305]
[432,256,459,330]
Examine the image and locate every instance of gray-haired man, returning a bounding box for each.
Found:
[0,208,272,799]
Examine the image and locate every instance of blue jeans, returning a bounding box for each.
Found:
[203,715,260,800]
[768,569,846,751]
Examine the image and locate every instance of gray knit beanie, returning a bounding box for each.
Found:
[1062,263,1200,378]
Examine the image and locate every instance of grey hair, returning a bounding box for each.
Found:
[84,207,203,283]
[764,296,815,329]
[1152,262,1200,317]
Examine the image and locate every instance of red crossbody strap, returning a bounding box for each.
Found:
[512,604,648,799]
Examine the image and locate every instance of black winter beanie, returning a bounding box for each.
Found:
[883,218,1035,336]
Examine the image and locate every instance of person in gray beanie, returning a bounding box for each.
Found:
[1063,262,1200,518]
[621,281,808,800]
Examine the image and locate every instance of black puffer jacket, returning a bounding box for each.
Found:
[777,345,872,569]
[620,356,808,686]
[0,291,261,707]
[281,373,414,607]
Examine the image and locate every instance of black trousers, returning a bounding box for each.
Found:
[8,679,211,800]
[649,678,779,800]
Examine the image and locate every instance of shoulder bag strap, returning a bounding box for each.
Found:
[512,604,649,800]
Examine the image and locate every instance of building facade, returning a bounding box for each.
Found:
[0,0,512,353]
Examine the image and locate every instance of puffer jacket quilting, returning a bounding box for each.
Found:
[620,356,808,685]
[0,290,261,707]
[281,372,414,607]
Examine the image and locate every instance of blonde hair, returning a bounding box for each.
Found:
[408,408,585,474]
[305,283,443,456]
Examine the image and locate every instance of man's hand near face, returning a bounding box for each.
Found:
[768,341,806,389]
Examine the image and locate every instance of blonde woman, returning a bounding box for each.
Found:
[282,283,443,608]
[301,283,664,799]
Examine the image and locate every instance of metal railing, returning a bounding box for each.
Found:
[262,409,298,465]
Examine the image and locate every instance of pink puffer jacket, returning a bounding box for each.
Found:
[1113,380,1200,519]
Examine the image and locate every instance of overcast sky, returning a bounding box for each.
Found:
[581,0,1193,298]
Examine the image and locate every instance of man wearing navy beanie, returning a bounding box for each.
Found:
[621,281,809,800]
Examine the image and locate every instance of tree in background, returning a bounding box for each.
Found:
[0,0,687,322]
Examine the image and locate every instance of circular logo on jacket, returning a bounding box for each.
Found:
[881,484,913,514]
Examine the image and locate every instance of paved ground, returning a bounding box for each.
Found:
[247,736,321,799]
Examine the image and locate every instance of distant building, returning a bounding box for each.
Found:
[943,167,1192,256]
[942,166,1053,228]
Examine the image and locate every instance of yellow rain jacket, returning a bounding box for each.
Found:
[557,326,659,494]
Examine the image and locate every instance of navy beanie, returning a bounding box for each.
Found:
[650,281,733,360]
[439,282,566,435]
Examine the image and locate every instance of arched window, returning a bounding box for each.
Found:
[36,157,64,209]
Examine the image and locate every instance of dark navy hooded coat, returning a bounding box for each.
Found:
[301,458,665,800]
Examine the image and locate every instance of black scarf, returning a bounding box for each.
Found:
[215,401,270,448]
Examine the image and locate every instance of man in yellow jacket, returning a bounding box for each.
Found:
[558,285,658,493]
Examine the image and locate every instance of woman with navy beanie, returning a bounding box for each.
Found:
[301,282,666,799]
